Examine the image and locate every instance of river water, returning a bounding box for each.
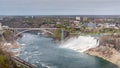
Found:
[17,33,118,68]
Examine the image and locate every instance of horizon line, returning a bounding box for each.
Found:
[1,14,120,16]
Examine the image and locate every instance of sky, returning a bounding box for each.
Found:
[0,0,120,15]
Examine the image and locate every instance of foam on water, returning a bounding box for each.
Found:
[60,35,99,52]
[10,42,27,56]
[41,63,51,68]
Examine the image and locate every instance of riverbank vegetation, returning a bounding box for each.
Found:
[0,30,23,68]
[3,29,14,42]
[0,47,20,68]
[52,24,120,40]
[79,27,119,35]
[52,28,69,40]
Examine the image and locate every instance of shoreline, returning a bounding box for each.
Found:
[60,34,120,68]
[2,41,20,56]
[85,46,120,68]
[84,34,120,68]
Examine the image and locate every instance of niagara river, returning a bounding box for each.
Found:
[17,33,118,68]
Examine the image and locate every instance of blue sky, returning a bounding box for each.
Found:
[0,0,120,15]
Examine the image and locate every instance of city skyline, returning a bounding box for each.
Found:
[0,0,120,15]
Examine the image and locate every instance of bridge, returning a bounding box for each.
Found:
[3,28,57,37]
[4,28,57,30]
[3,27,65,41]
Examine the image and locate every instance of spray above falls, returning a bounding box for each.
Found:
[60,36,99,52]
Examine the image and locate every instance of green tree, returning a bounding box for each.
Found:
[52,29,61,40]
[3,29,14,42]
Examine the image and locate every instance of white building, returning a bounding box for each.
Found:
[2,26,9,29]
[76,17,80,21]
[0,23,2,30]
[56,22,62,24]
[104,23,116,28]
[97,23,118,29]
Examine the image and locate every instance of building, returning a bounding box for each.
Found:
[116,23,120,27]
[97,23,104,28]
[56,22,62,24]
[72,21,80,27]
[0,17,3,20]
[2,26,9,29]
[97,23,118,29]
[76,17,80,21]
[106,19,114,22]
[82,22,88,27]
[0,23,2,30]
[87,22,97,29]
[83,17,88,21]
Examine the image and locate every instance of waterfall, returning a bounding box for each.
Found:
[60,36,99,52]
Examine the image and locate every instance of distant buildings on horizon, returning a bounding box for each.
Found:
[0,15,120,30]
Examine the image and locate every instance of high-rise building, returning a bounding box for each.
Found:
[0,23,2,30]
[0,17,3,20]
[83,17,88,21]
[76,17,80,21]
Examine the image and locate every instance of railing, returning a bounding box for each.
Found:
[3,28,57,30]
[11,56,37,68]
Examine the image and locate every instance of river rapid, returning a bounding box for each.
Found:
[17,33,118,68]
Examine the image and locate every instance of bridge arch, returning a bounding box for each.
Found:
[15,29,54,37]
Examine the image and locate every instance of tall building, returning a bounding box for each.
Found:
[0,23,2,30]
[83,17,88,21]
[76,17,80,21]
[0,17,3,20]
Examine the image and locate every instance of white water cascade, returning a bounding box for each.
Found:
[60,36,99,52]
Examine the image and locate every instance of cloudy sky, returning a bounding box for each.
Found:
[0,0,120,15]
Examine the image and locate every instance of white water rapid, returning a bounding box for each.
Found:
[60,36,99,52]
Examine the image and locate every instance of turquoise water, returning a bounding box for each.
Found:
[17,33,118,68]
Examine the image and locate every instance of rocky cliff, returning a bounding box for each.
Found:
[85,34,120,67]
